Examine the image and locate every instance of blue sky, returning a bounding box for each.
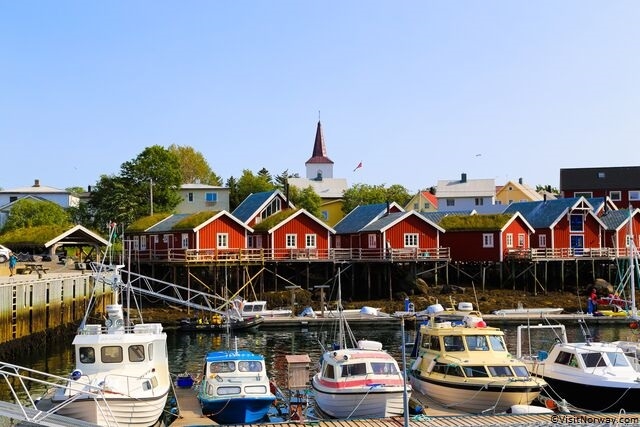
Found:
[2,1,639,194]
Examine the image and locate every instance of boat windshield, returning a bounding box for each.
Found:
[443,336,464,352]
[605,351,630,367]
[465,335,489,351]
[210,361,235,373]
[580,352,607,368]
[488,336,506,351]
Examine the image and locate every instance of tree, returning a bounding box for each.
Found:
[536,184,559,194]
[289,186,322,217]
[235,170,276,205]
[2,199,71,233]
[257,168,273,185]
[65,186,86,195]
[342,183,412,214]
[274,169,300,192]
[226,176,241,210]
[168,144,222,185]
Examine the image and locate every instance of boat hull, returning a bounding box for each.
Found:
[312,379,408,419]
[410,373,543,414]
[199,395,274,424]
[539,376,640,412]
[47,392,169,427]
[178,316,263,332]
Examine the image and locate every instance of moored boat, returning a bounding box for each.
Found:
[409,302,547,414]
[198,343,276,424]
[311,268,411,419]
[178,314,263,332]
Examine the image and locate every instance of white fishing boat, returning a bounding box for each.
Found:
[492,302,563,316]
[231,298,292,318]
[37,227,171,426]
[409,302,547,414]
[311,268,410,419]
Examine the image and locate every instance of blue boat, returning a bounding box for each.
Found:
[197,345,276,424]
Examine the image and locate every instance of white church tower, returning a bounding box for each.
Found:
[305,120,334,180]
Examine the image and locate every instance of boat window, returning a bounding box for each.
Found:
[432,362,464,377]
[580,352,607,368]
[101,346,123,363]
[210,361,235,374]
[79,347,95,364]
[322,362,335,380]
[148,343,154,361]
[238,361,262,372]
[217,386,241,395]
[341,363,367,377]
[371,362,398,374]
[443,336,464,352]
[488,366,513,377]
[462,366,489,377]
[128,345,145,362]
[488,336,506,351]
[512,365,530,377]
[245,385,267,394]
[465,336,489,351]
[426,336,440,351]
[606,352,630,367]
[554,351,575,366]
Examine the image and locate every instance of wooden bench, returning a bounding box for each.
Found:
[23,263,49,278]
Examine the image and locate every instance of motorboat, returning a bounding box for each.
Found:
[492,302,563,316]
[231,298,292,318]
[197,342,276,424]
[178,314,263,332]
[517,323,640,412]
[409,302,547,414]
[37,226,170,426]
[311,268,410,419]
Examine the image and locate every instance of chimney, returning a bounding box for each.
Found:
[33,179,40,187]
[386,201,390,216]
[88,185,92,192]
[519,177,523,185]
[461,173,467,183]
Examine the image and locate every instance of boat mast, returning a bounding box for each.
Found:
[337,267,345,349]
[629,206,638,320]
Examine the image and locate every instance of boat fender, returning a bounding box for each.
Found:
[426,359,436,373]
[411,356,422,371]
[71,369,82,381]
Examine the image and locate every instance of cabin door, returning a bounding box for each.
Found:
[570,235,584,256]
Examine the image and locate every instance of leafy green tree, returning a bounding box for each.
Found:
[290,186,322,217]
[235,170,276,205]
[536,184,559,194]
[342,183,412,214]
[89,175,141,229]
[168,144,222,185]
[226,176,241,210]
[65,186,86,195]
[257,168,273,185]
[274,169,300,192]
[67,201,93,226]
[2,199,71,232]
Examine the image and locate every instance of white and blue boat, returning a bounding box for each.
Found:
[197,343,276,424]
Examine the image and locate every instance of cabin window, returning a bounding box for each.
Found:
[305,234,317,248]
[465,335,489,351]
[217,386,241,395]
[101,346,123,363]
[321,210,329,221]
[462,366,489,377]
[322,362,335,380]
[79,347,95,364]
[609,191,621,201]
[133,236,140,251]
[217,233,229,249]
[148,343,154,361]
[245,385,268,394]
[429,336,441,351]
[446,199,455,207]
[512,365,530,377]
[238,361,262,372]
[181,233,189,249]
[205,192,217,202]
[517,233,525,247]
[188,192,194,202]
[575,192,593,198]
[286,234,297,248]
[443,336,464,352]
[482,234,494,248]
[487,366,513,377]
[626,234,634,248]
[139,236,147,251]
[534,235,545,249]
[506,233,513,248]
[580,352,607,368]
[605,352,629,367]
[555,351,579,367]
[474,198,484,206]
[371,362,397,374]
[128,345,145,362]
[341,363,367,377]
[260,198,281,219]
[367,234,377,249]
[404,233,418,248]
[629,191,640,201]
[210,362,235,374]
[432,362,464,377]
[488,336,506,351]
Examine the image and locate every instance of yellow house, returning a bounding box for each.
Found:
[404,190,438,212]
[495,178,543,205]
[319,199,345,227]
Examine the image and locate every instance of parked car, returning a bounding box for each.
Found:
[0,244,11,263]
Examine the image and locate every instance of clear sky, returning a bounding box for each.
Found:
[2,1,639,194]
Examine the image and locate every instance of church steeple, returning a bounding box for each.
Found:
[305,120,334,180]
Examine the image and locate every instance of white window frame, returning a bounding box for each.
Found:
[609,191,621,201]
[446,199,455,207]
[367,234,377,249]
[187,192,194,203]
[575,191,593,198]
[285,234,297,248]
[139,235,147,251]
[404,233,418,248]
[482,233,494,248]
[506,233,513,248]
[133,236,140,251]
[517,233,525,248]
[217,233,229,249]
[181,233,189,249]
[629,190,640,201]
[205,192,218,202]
[305,234,317,248]
[539,234,547,248]
[475,198,484,206]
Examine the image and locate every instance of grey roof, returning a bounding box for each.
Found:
[231,191,278,223]
[419,210,474,225]
[146,214,191,232]
[333,203,390,234]
[436,177,495,198]
[502,197,584,228]
[360,212,406,232]
[599,209,633,231]
[560,166,640,191]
